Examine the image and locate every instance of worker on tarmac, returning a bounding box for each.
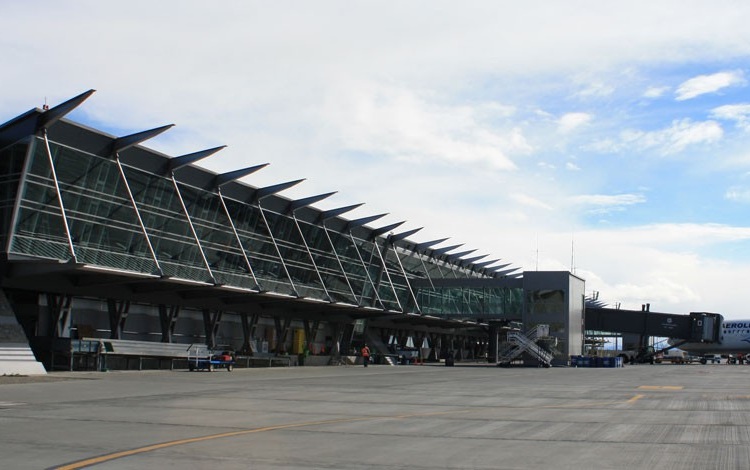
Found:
[361,344,371,367]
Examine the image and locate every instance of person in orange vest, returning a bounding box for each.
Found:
[361,343,371,367]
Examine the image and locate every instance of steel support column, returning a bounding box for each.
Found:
[202,309,223,349]
[41,130,77,262]
[158,304,180,343]
[171,175,216,284]
[303,319,320,354]
[240,311,260,354]
[273,317,292,355]
[45,293,73,338]
[106,298,130,340]
[258,201,298,296]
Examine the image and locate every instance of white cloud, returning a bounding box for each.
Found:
[566,162,581,171]
[324,83,532,171]
[711,103,750,131]
[558,112,592,134]
[549,223,750,315]
[568,193,645,214]
[725,186,750,203]
[621,119,723,154]
[570,193,646,207]
[643,86,670,98]
[510,193,554,211]
[675,71,746,101]
[576,82,614,98]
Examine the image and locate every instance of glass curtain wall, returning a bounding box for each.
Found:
[296,220,357,304]
[417,286,523,318]
[221,198,295,296]
[0,140,29,251]
[4,132,518,318]
[11,138,158,273]
[323,229,380,308]
[352,236,400,311]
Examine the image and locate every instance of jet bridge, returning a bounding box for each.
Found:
[585,308,723,343]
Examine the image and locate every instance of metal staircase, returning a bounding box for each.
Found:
[497,324,554,367]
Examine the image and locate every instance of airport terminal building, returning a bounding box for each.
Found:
[0,91,584,373]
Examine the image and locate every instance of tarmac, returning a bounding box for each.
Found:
[2,362,750,469]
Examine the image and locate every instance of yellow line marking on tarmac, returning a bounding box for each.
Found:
[637,385,684,390]
[627,394,645,404]
[56,394,648,470]
[54,409,470,470]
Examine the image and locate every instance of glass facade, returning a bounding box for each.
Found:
[0,139,28,251]
[417,285,522,318]
[0,112,523,320]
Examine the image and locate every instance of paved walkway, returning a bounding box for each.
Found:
[2,363,750,469]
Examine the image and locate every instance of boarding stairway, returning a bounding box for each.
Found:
[363,330,399,366]
[497,324,554,367]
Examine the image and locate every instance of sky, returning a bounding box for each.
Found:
[3,1,750,319]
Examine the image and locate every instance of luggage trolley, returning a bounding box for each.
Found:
[188,346,235,372]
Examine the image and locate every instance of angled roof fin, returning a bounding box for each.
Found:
[370,221,406,239]
[249,179,305,203]
[389,227,423,243]
[164,146,228,175]
[344,213,388,231]
[430,244,464,257]
[412,237,449,253]
[111,124,174,155]
[444,249,478,262]
[286,192,337,214]
[316,203,364,223]
[214,163,269,187]
[37,89,96,130]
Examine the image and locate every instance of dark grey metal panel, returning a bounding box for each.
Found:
[461,254,488,265]
[112,125,174,155]
[292,205,325,225]
[429,244,463,257]
[389,227,422,243]
[0,90,96,149]
[163,146,228,175]
[493,267,520,277]
[214,164,269,188]
[37,89,96,130]
[344,213,387,231]
[217,179,259,204]
[473,259,501,269]
[411,277,523,289]
[118,144,173,174]
[0,109,38,149]
[486,262,511,271]
[410,237,449,254]
[444,249,477,262]
[315,205,365,233]
[248,179,305,203]
[286,192,337,214]
[369,221,405,239]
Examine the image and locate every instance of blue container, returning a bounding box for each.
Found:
[570,356,578,367]
[582,356,591,368]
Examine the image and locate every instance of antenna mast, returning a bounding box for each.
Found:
[570,233,575,274]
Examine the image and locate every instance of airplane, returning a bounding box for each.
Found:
[669,320,750,363]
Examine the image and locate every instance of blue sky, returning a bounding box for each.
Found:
[3,1,750,318]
